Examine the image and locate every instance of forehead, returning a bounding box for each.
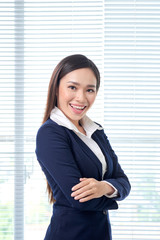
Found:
[60,68,97,85]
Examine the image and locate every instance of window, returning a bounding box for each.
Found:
[0,1,160,239]
[104,1,160,239]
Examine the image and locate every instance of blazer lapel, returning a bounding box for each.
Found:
[69,131,103,179]
[92,131,113,179]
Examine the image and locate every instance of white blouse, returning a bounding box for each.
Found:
[50,107,118,198]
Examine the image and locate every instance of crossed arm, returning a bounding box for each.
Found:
[71,178,115,202]
[36,122,131,211]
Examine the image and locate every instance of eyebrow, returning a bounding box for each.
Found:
[67,81,96,88]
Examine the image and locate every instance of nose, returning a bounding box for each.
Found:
[75,90,86,102]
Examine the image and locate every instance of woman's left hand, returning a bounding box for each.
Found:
[71,178,114,202]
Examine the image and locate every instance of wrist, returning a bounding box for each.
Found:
[101,181,114,196]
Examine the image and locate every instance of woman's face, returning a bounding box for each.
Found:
[57,68,97,127]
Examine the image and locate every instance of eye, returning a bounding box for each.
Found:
[68,86,76,90]
[87,89,95,93]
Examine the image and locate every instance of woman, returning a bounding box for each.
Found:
[35,54,131,240]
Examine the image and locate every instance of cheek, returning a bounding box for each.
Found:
[58,88,74,103]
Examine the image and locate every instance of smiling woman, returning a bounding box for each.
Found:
[35,54,131,240]
[57,68,97,130]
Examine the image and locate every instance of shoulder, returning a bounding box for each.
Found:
[92,124,111,147]
[37,118,65,132]
[94,121,102,128]
[93,122,107,137]
[36,118,69,142]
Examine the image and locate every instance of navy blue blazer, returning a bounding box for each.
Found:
[36,119,131,240]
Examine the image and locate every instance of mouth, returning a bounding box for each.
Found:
[69,104,87,111]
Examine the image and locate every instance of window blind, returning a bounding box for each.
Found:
[0,1,160,240]
[0,1,104,240]
[104,1,160,240]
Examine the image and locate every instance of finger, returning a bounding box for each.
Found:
[79,177,87,181]
[71,179,90,191]
[74,189,94,200]
[79,194,95,202]
[71,182,84,191]
[71,184,92,197]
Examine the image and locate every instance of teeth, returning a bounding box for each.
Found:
[71,105,85,110]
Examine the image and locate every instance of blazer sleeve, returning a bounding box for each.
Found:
[102,134,131,201]
[35,122,118,211]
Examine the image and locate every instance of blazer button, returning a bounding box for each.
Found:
[103,210,108,215]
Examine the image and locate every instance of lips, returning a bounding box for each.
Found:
[69,104,86,111]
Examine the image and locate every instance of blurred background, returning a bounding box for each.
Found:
[0,0,160,239]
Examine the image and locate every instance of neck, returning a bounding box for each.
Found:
[75,121,86,135]
[77,125,86,135]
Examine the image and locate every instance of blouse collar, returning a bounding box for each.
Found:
[50,107,103,138]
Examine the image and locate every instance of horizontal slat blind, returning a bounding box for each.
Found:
[0,1,16,240]
[104,1,160,239]
[0,1,104,240]
[0,0,160,240]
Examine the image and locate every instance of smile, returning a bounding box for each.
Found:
[70,104,86,110]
